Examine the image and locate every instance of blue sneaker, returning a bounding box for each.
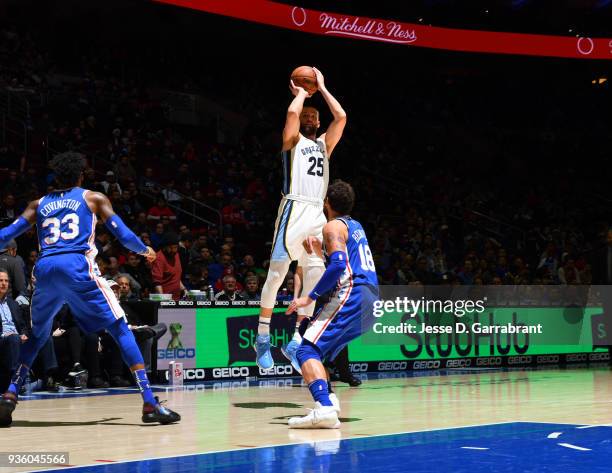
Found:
[281,339,302,375]
[255,334,274,369]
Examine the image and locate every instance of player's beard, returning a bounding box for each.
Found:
[300,124,316,137]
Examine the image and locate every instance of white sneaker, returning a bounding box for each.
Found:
[288,402,341,429]
[329,393,341,414]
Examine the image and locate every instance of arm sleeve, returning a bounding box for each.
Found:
[0,217,31,250]
[308,251,347,300]
[105,214,147,255]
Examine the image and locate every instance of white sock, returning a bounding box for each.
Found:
[292,322,302,343]
[258,316,270,336]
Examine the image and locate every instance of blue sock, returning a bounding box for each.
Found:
[308,379,332,407]
[8,364,29,395]
[133,369,156,406]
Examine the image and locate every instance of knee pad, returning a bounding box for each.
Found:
[260,259,291,308]
[296,339,322,366]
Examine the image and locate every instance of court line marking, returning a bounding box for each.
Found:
[547,432,563,439]
[35,420,521,472]
[576,424,612,429]
[558,443,592,452]
[461,447,489,450]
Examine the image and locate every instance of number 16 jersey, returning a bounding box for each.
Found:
[36,187,97,258]
[281,133,329,202]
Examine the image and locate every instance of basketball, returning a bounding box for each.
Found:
[290,65,318,94]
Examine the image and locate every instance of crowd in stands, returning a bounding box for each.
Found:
[0,8,611,390]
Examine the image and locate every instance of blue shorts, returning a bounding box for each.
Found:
[31,253,125,338]
[303,284,378,362]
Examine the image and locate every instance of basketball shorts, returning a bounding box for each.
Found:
[270,196,326,266]
[30,253,126,338]
[303,284,379,362]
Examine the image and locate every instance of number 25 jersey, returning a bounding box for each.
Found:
[281,133,329,201]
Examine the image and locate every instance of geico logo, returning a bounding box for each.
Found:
[589,353,610,361]
[216,301,230,306]
[413,360,441,370]
[258,365,293,376]
[445,359,472,368]
[197,301,212,306]
[508,356,532,365]
[213,381,249,390]
[183,369,206,380]
[158,348,196,359]
[378,362,408,371]
[178,300,193,306]
[213,367,250,378]
[233,301,246,306]
[350,363,368,372]
[566,354,587,362]
[536,355,559,363]
[476,357,502,366]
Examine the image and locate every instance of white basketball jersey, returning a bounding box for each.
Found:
[281,134,329,201]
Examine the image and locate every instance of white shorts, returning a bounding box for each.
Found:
[270,196,326,266]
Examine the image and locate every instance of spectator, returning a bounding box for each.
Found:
[95,227,112,255]
[151,233,185,301]
[121,253,154,297]
[147,197,176,222]
[240,276,261,301]
[101,170,122,194]
[0,194,18,221]
[0,240,26,298]
[114,154,137,184]
[0,270,27,391]
[178,232,193,270]
[115,275,138,301]
[162,180,182,205]
[215,275,244,302]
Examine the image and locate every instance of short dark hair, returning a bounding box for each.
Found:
[50,152,86,188]
[326,179,355,215]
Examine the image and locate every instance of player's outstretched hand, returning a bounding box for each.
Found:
[142,246,156,263]
[312,67,325,91]
[286,296,314,314]
[290,79,311,98]
[302,236,322,257]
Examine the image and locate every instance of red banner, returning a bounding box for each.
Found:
[155,0,612,60]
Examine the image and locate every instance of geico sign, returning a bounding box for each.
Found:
[445,359,472,368]
[476,357,502,366]
[566,354,588,362]
[378,362,408,371]
[258,365,293,376]
[413,360,441,370]
[536,355,559,364]
[212,367,250,378]
[184,369,206,380]
[589,353,610,361]
[508,356,532,365]
[350,363,368,372]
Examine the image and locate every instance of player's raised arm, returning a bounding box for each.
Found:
[313,68,347,158]
[282,81,310,151]
[0,200,38,250]
[86,191,156,262]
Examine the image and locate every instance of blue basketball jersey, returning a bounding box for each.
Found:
[336,216,378,289]
[36,187,97,258]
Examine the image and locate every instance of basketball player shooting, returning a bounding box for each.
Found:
[255,67,347,370]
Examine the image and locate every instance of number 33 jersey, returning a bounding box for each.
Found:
[281,133,329,202]
[36,187,97,258]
